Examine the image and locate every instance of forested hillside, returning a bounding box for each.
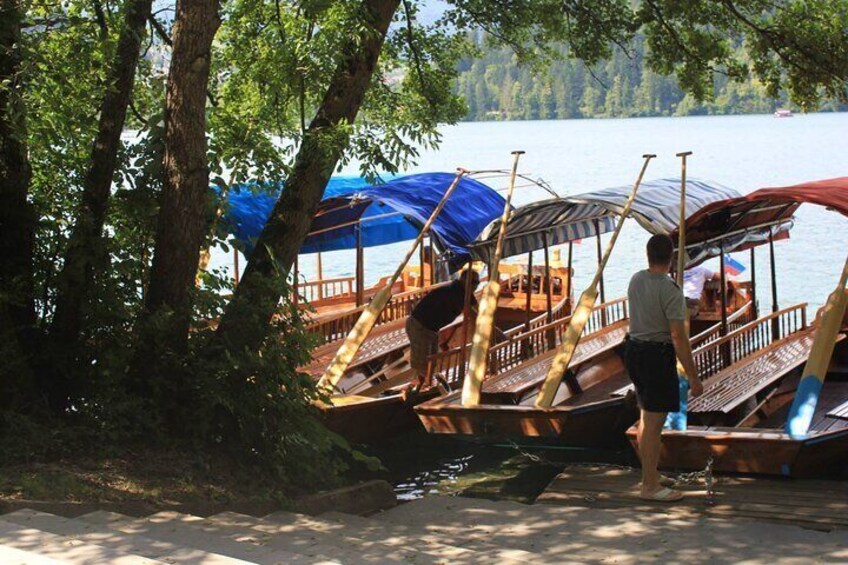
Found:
[455,34,847,121]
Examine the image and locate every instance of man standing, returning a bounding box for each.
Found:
[404,269,480,394]
[683,264,720,317]
[625,234,703,501]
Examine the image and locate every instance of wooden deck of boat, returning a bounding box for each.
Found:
[537,464,848,532]
[302,319,408,378]
[482,321,629,397]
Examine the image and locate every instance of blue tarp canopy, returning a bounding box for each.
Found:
[219,173,507,267]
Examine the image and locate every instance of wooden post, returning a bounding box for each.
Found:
[429,241,437,284]
[566,242,573,304]
[719,246,731,367]
[719,247,728,336]
[458,262,476,384]
[769,230,779,339]
[317,252,324,300]
[543,234,553,323]
[524,250,534,333]
[594,219,607,325]
[750,247,757,318]
[293,256,299,305]
[233,248,240,286]
[355,224,364,307]
[419,236,426,287]
[543,234,555,349]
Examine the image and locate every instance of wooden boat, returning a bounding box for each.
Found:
[415,177,749,446]
[417,297,754,445]
[315,256,575,443]
[627,177,848,477]
[294,170,567,443]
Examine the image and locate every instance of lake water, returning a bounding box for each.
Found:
[212,112,848,312]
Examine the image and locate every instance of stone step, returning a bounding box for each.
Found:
[78,510,339,564]
[316,509,571,564]
[0,518,164,565]
[174,510,409,564]
[251,510,548,564]
[373,496,848,563]
[2,509,254,565]
[0,544,65,565]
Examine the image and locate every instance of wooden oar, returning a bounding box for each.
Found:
[461,150,524,407]
[667,150,692,431]
[318,168,469,392]
[535,154,656,408]
[785,254,848,438]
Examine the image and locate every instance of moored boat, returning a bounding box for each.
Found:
[416,175,751,445]
[628,177,848,477]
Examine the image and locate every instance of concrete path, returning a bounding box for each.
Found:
[2,494,846,563]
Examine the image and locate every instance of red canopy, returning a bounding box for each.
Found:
[673,176,848,266]
[677,176,848,243]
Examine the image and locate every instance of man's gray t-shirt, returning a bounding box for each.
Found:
[627,270,686,343]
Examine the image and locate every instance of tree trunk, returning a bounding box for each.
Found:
[215,0,400,353]
[0,0,36,409]
[142,0,220,350]
[41,0,154,412]
[51,0,153,349]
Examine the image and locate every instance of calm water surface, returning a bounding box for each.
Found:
[214,112,848,312]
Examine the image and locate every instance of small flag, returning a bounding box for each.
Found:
[724,254,745,276]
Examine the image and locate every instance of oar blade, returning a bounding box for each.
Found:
[318,285,394,391]
[461,279,501,406]
[785,282,848,438]
[535,287,599,407]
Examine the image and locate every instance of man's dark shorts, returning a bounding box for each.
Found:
[624,335,680,413]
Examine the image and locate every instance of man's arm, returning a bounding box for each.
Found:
[669,319,703,397]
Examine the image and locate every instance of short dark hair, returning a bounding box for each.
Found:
[460,268,480,287]
[646,234,674,266]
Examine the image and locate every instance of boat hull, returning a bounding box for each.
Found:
[417,397,638,448]
[626,426,848,478]
[320,389,439,444]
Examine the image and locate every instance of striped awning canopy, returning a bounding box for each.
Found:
[567,178,740,235]
[674,176,848,266]
[469,177,740,264]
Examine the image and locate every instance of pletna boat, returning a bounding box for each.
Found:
[627,177,848,477]
[416,176,753,446]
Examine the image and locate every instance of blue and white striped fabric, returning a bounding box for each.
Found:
[567,178,741,235]
[469,178,740,265]
[468,199,616,264]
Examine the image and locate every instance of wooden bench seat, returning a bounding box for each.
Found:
[302,319,409,378]
[688,328,829,415]
[610,383,634,398]
[481,322,629,397]
[826,399,848,421]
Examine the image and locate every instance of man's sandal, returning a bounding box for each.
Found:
[659,475,676,487]
[640,487,684,502]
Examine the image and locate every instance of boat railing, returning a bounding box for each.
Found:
[306,281,452,345]
[299,276,356,304]
[692,303,807,382]
[690,301,755,350]
[426,297,627,388]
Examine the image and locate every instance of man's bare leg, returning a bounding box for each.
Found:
[637,410,667,495]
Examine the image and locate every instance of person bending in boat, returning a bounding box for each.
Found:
[625,234,704,502]
[404,269,485,396]
[682,264,720,317]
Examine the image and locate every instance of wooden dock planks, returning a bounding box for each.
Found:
[537,464,848,531]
